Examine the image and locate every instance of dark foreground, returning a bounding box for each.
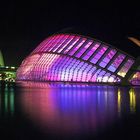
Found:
[0,82,140,140]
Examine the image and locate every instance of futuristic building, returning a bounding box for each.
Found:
[0,50,4,66]
[0,50,16,82]
[16,33,140,85]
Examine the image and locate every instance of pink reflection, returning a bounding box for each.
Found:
[19,82,118,135]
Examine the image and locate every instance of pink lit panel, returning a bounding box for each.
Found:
[75,40,92,58]
[39,36,57,52]
[99,49,117,68]
[82,43,100,60]
[117,59,134,77]
[90,46,108,64]
[57,36,75,53]
[31,36,54,54]
[52,35,69,52]
[90,69,101,82]
[130,72,140,85]
[97,70,106,82]
[47,35,64,52]
[63,36,80,54]
[17,54,41,80]
[68,38,86,56]
[108,54,126,72]
[41,35,60,52]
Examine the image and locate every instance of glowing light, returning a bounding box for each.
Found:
[128,37,140,47]
[16,34,136,84]
[130,72,140,85]
[108,77,114,82]
[117,88,121,116]
[11,66,15,69]
[129,88,136,113]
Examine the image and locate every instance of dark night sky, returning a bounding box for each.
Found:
[0,0,140,66]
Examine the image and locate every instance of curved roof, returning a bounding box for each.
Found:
[17,33,137,85]
[56,27,140,58]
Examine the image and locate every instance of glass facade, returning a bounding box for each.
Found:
[130,72,140,85]
[17,34,138,85]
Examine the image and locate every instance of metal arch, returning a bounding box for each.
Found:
[44,33,135,59]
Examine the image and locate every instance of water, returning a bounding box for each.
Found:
[0,82,140,140]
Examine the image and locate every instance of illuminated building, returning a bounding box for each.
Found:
[16,33,140,85]
[0,50,16,82]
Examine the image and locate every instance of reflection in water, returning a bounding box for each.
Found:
[117,88,121,116]
[17,82,140,137]
[0,84,15,116]
[129,88,136,113]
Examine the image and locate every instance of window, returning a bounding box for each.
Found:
[108,54,126,72]
[90,45,108,64]
[99,49,117,68]
[82,43,100,60]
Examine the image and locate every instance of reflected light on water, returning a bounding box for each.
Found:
[17,82,140,137]
[0,84,15,116]
[18,82,119,135]
[129,88,136,113]
[117,88,121,116]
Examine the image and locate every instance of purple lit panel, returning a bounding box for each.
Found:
[102,73,111,82]
[90,69,101,82]
[47,35,65,52]
[117,59,134,77]
[37,54,54,80]
[82,43,100,60]
[57,36,75,53]
[31,53,50,79]
[63,36,80,54]
[68,60,80,81]
[52,35,69,52]
[75,40,92,58]
[17,54,41,80]
[86,66,97,82]
[99,49,117,68]
[64,59,76,81]
[52,58,63,81]
[90,46,108,64]
[130,72,140,85]
[68,37,85,56]
[115,77,121,82]
[34,54,59,81]
[42,54,60,81]
[32,36,54,54]
[42,35,60,52]
[83,64,92,82]
[76,62,85,81]
[96,70,106,82]
[81,63,89,82]
[68,38,86,56]
[76,62,86,82]
[108,54,126,72]
[39,36,57,52]
[60,58,73,81]
[49,57,63,81]
[56,57,70,81]
[108,75,116,82]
